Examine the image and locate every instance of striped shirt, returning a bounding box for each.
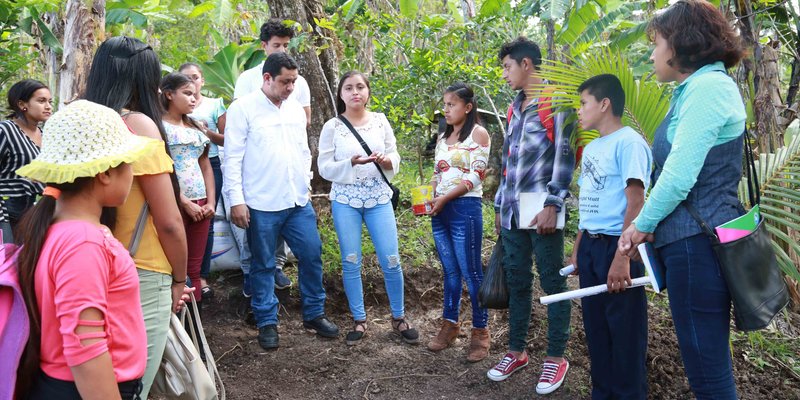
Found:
[494,90,576,230]
[0,120,44,222]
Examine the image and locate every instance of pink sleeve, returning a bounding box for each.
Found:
[51,242,111,367]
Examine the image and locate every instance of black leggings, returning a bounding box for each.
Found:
[27,373,142,400]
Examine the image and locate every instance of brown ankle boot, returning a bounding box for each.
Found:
[427,320,460,352]
[466,328,490,362]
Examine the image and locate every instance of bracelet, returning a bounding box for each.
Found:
[172,277,186,284]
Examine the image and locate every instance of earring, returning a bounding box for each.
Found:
[22,107,27,112]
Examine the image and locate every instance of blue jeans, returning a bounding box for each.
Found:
[660,233,737,399]
[577,234,647,400]
[332,201,404,320]
[247,203,326,327]
[431,197,487,328]
[200,156,223,279]
[223,197,251,274]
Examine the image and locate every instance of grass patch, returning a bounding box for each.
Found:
[732,328,800,379]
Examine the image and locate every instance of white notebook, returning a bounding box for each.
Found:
[518,192,566,230]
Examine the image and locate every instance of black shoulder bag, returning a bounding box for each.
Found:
[683,131,788,331]
[337,115,400,210]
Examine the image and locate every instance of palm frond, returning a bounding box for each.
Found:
[741,134,800,280]
[531,48,671,143]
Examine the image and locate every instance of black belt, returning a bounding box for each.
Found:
[583,230,618,240]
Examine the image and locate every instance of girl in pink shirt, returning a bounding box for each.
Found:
[14,100,163,400]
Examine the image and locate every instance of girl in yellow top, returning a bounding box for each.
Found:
[84,36,189,399]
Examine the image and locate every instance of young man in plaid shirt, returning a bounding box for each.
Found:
[487,37,575,395]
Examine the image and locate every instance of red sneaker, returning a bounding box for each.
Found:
[486,352,529,382]
[536,358,569,394]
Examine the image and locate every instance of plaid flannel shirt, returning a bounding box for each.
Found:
[494,90,576,230]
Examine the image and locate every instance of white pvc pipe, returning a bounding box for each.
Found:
[539,276,652,305]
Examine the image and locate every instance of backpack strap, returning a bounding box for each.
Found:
[507,93,581,167]
[537,96,555,143]
[508,94,555,144]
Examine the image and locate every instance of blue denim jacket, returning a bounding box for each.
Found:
[650,108,745,248]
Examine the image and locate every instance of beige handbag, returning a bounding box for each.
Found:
[151,293,225,400]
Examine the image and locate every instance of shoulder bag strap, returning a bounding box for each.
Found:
[128,203,149,256]
[683,201,720,244]
[743,129,760,207]
[184,292,226,399]
[337,115,393,187]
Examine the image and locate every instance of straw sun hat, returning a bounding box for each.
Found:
[16,100,161,184]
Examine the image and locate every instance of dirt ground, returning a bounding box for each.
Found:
[197,264,800,400]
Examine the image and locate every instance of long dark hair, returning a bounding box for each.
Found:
[648,0,744,72]
[159,72,204,131]
[442,82,480,143]
[84,36,180,228]
[335,71,370,115]
[6,79,49,120]
[15,178,94,396]
[85,37,164,133]
[178,62,203,76]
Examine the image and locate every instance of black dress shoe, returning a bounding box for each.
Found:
[258,325,279,350]
[302,316,339,338]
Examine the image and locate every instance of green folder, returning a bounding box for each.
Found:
[715,205,760,243]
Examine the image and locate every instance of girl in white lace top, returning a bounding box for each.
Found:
[318,71,418,346]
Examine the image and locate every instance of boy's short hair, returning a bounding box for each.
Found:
[262,52,298,77]
[498,37,542,70]
[578,74,625,117]
[260,18,294,43]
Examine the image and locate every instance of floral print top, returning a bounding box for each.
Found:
[433,125,490,198]
[164,121,209,200]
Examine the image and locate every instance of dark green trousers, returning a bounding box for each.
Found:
[501,225,570,356]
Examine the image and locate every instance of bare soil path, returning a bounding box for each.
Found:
[199,266,800,400]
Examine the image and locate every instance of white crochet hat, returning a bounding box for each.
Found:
[16,100,161,184]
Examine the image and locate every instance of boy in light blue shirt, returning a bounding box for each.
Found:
[571,74,651,399]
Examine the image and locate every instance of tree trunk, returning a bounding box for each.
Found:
[782,4,800,128]
[783,56,800,127]
[59,0,105,108]
[460,0,476,19]
[43,11,63,103]
[734,0,758,86]
[265,0,339,193]
[546,19,555,60]
[753,44,784,153]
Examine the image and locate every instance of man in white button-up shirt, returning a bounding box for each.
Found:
[232,18,307,291]
[224,53,339,349]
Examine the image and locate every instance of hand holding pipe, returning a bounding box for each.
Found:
[540,243,664,305]
[540,277,652,305]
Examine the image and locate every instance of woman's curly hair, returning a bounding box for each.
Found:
[648,0,745,72]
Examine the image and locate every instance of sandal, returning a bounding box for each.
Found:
[201,285,214,299]
[346,320,367,346]
[392,318,419,345]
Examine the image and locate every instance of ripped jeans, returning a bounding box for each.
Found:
[332,201,405,321]
[431,197,488,328]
